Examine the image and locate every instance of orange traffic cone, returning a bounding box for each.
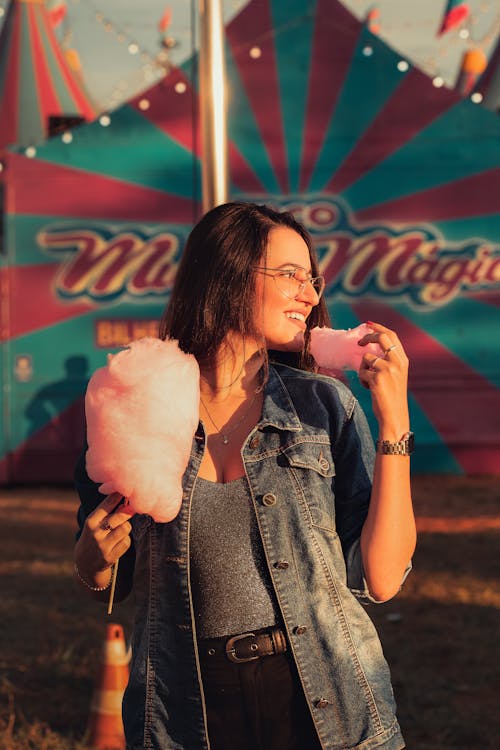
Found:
[86,623,130,750]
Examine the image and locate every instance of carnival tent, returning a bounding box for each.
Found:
[0,0,96,150]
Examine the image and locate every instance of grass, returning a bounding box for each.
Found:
[0,476,499,750]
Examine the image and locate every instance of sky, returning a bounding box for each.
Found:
[0,0,498,112]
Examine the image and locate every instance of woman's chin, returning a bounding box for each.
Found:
[269,331,305,352]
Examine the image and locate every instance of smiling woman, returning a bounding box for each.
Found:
[74,202,416,750]
[254,228,326,353]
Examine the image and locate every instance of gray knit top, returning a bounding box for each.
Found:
[190,476,282,639]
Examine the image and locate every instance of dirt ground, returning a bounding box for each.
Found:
[0,475,499,750]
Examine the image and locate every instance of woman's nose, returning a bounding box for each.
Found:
[298,279,320,305]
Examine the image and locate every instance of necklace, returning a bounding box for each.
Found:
[200,392,260,445]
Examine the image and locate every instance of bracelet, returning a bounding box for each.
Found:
[74,562,114,591]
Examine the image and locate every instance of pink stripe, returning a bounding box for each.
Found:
[0,7,21,149]
[350,299,500,474]
[226,0,289,192]
[43,8,95,119]
[130,69,197,153]
[6,153,195,223]
[299,0,360,191]
[467,291,500,307]
[325,69,459,195]
[354,168,500,223]
[0,264,93,341]
[28,5,61,117]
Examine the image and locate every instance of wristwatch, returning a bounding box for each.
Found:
[376,431,414,456]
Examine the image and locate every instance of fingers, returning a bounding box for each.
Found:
[87,493,134,533]
[79,492,134,568]
[360,349,405,381]
[358,321,408,364]
[358,321,408,390]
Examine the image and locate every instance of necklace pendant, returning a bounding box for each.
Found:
[222,435,229,445]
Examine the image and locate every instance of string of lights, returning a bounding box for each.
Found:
[343,0,498,89]
[64,0,174,111]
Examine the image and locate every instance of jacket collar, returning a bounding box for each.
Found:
[259,365,302,433]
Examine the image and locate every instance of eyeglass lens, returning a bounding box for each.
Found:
[275,272,324,299]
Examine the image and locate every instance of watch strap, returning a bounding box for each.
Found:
[376,431,414,456]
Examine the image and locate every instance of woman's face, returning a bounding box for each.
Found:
[254,226,321,352]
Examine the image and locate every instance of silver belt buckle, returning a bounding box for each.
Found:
[225,632,259,663]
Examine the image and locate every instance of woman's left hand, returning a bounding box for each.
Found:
[358,321,410,439]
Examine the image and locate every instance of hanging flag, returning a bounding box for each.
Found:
[437,1,470,36]
[455,47,488,95]
[158,7,172,33]
[49,1,67,29]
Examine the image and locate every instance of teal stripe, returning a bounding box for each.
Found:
[35,105,199,199]
[310,27,408,192]
[19,5,45,145]
[6,215,50,265]
[12,303,165,351]
[225,42,282,195]
[324,300,463,473]
[343,99,500,211]
[270,0,315,193]
[434,215,500,243]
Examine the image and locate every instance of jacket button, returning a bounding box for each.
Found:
[249,436,260,449]
[318,457,329,472]
[315,698,330,709]
[262,493,277,506]
[275,560,289,570]
[294,625,307,635]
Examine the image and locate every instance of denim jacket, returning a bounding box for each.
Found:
[75,363,407,750]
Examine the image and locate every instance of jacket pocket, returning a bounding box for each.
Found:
[281,441,335,478]
[281,440,336,531]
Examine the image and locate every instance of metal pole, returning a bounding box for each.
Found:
[199,0,228,213]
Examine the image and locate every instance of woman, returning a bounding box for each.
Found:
[74,202,416,750]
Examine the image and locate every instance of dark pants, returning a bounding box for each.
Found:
[199,644,323,750]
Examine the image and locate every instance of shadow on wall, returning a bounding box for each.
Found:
[10,356,90,483]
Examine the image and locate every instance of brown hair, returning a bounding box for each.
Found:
[159,201,330,370]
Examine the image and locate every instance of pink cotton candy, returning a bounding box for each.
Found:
[85,337,199,523]
[310,324,382,371]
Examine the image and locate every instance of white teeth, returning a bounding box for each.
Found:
[286,312,305,321]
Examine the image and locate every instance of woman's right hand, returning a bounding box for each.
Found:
[74,492,134,590]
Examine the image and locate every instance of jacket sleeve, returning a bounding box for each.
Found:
[333,398,381,603]
[333,398,411,603]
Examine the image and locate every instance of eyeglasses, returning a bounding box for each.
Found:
[254,266,325,300]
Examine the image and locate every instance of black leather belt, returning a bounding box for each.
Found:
[199,626,288,664]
